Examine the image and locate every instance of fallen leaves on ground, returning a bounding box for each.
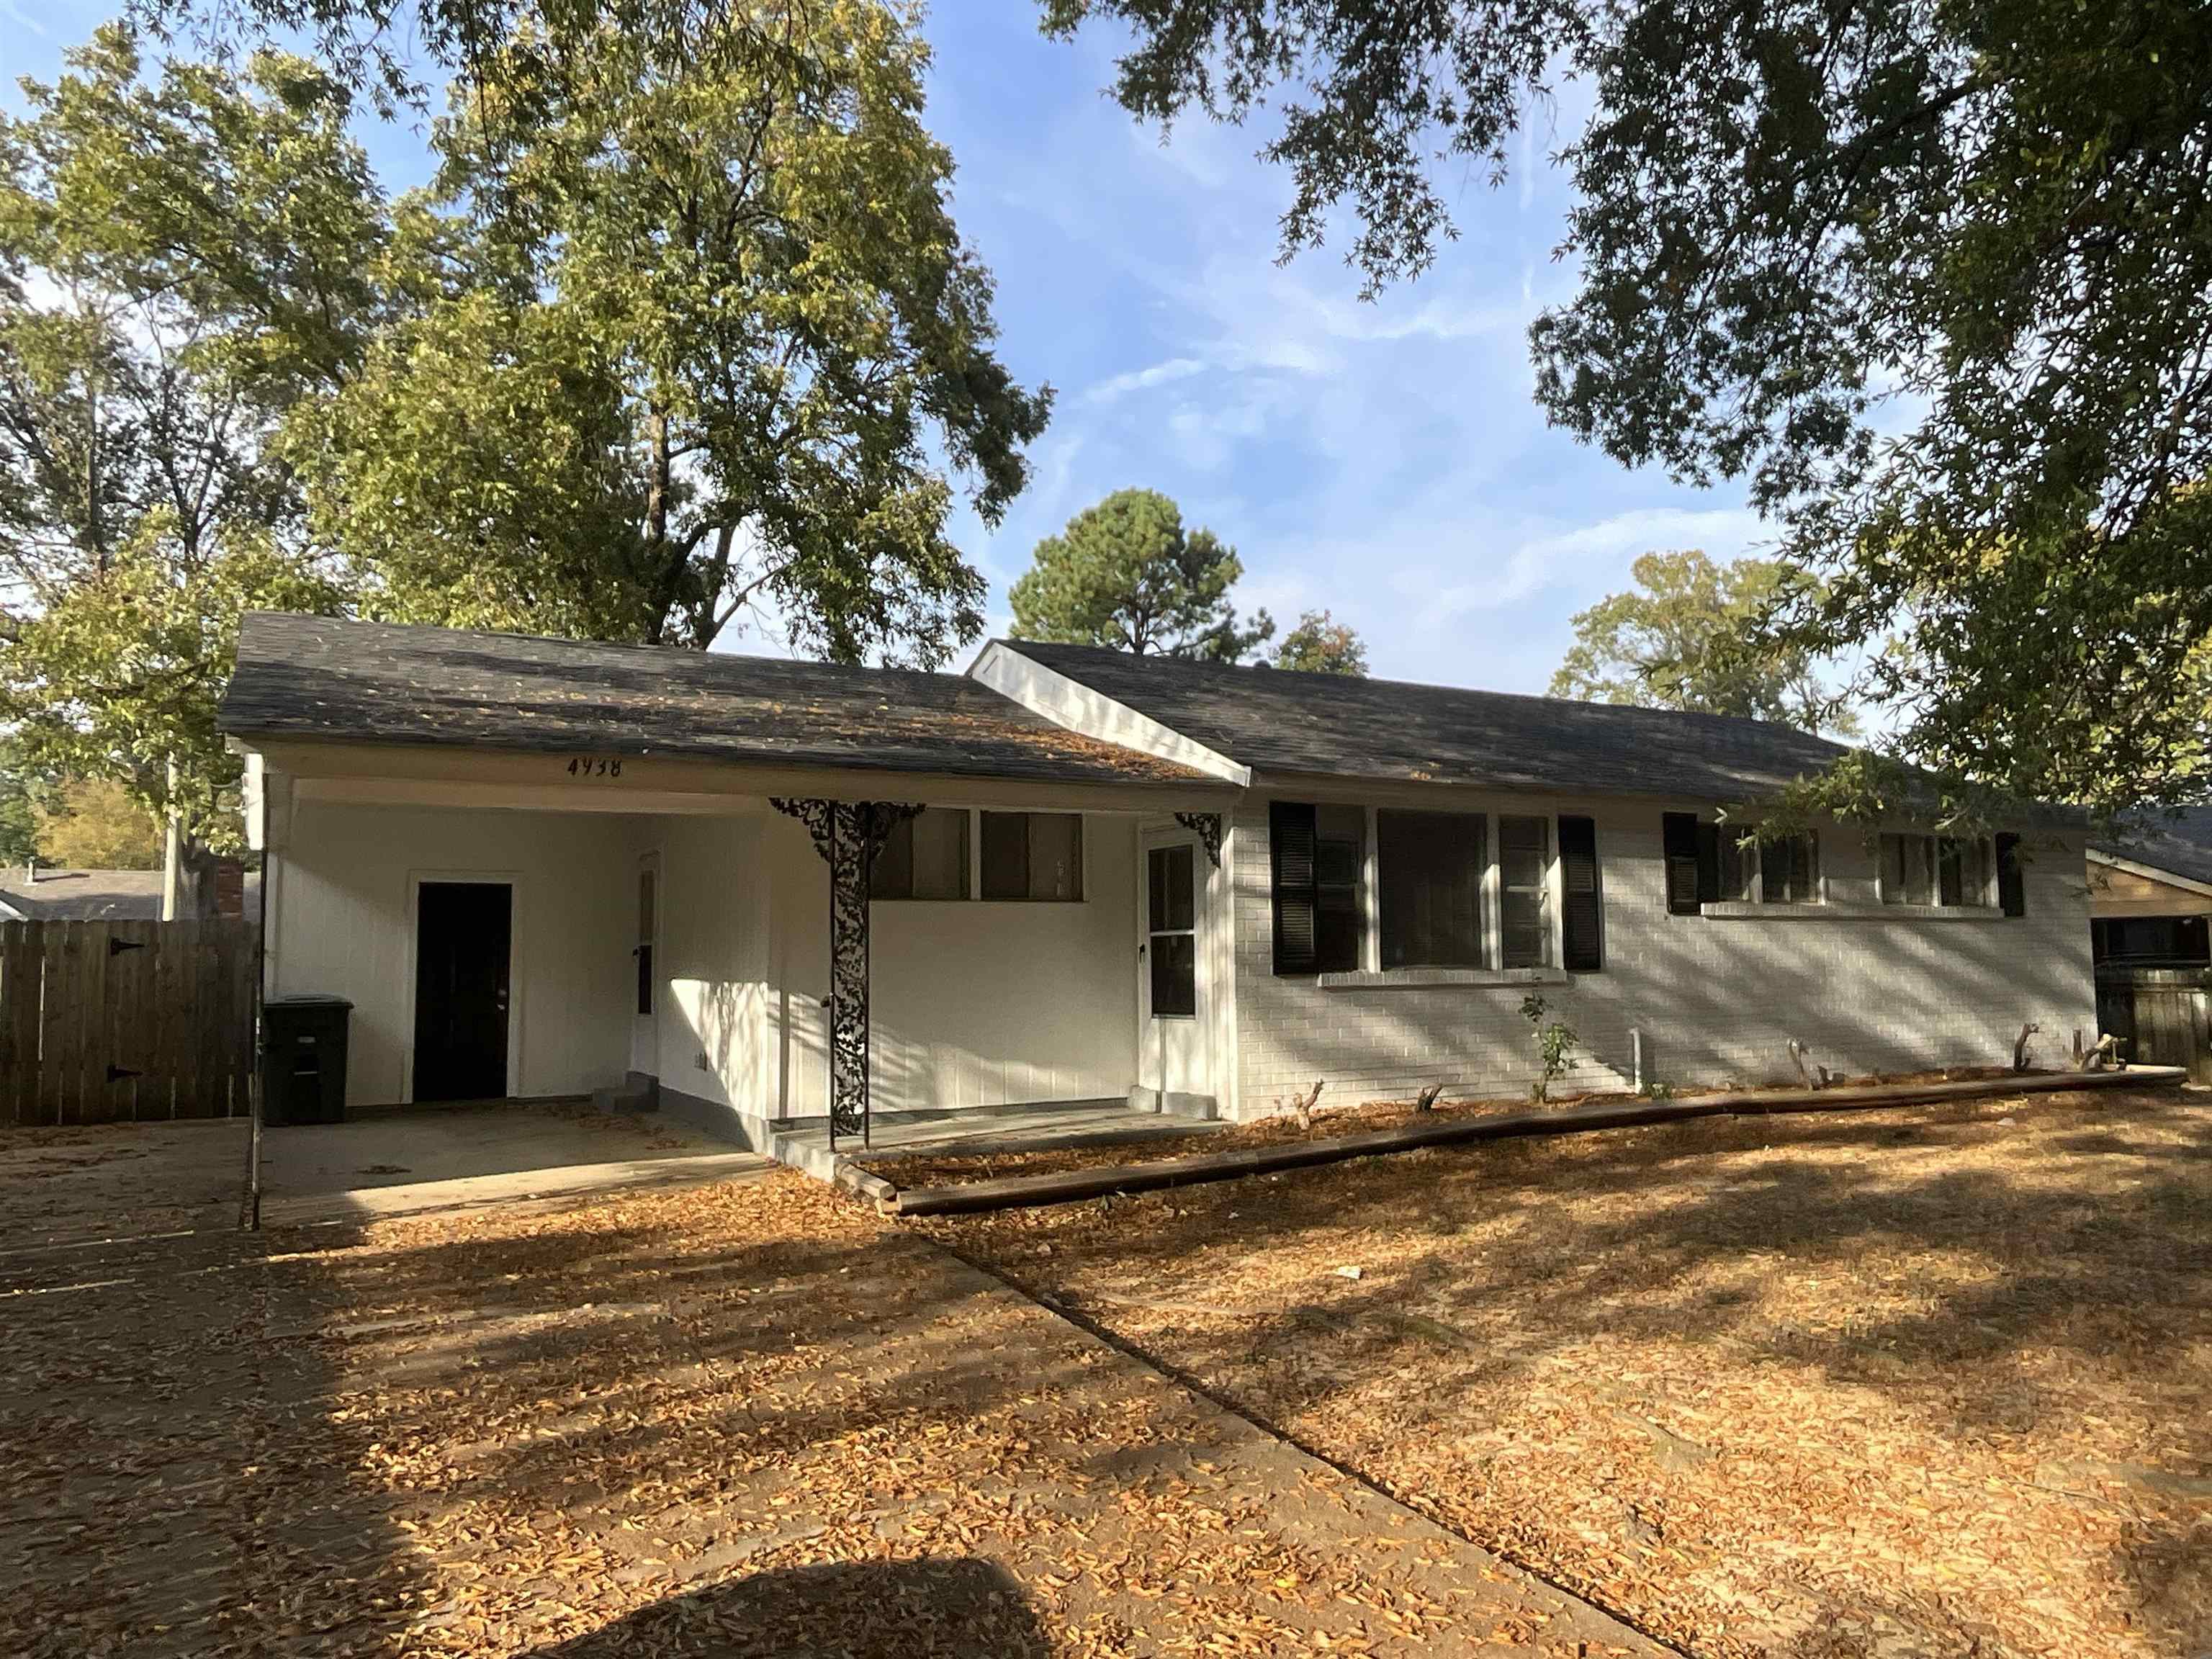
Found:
[0,1156,1652,1658]
[927,1086,2212,1659]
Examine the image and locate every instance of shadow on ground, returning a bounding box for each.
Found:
[521,1558,1050,1658]
[933,1086,2212,1658]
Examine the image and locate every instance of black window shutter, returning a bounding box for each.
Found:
[1938,837,1964,907]
[1270,801,1319,974]
[1995,832,2026,917]
[1559,815,1603,971]
[1661,813,1701,915]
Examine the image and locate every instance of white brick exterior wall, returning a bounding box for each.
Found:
[1226,793,2096,1118]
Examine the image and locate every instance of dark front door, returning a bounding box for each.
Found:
[413,881,512,1102]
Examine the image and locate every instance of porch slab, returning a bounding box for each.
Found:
[768,1098,1228,1187]
[258,1100,768,1225]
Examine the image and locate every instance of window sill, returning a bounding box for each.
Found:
[1699,901,2007,922]
[1316,966,1570,990]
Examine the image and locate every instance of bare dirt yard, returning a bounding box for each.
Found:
[925,1085,2212,1659]
[0,1147,1658,1658]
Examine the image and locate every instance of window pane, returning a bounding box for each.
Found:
[1313,805,1365,973]
[980,812,1082,900]
[1378,809,1485,968]
[1719,828,1758,904]
[1956,837,1990,906]
[1150,932,1197,1017]
[1764,832,1819,903]
[979,811,1030,899]
[1028,813,1083,900]
[913,808,968,899]
[1883,833,1933,904]
[1499,814,1550,968]
[873,809,968,899]
[1148,843,1193,930]
[871,816,914,899]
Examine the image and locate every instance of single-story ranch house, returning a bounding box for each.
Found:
[219,613,2095,1146]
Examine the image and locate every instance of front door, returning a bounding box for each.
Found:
[1139,831,1208,1107]
[413,881,512,1102]
[631,852,660,1076]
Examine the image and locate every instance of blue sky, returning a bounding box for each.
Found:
[5,1,1773,693]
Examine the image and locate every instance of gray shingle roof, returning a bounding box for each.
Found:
[217,614,1210,787]
[1003,639,1852,800]
[2095,806,2212,889]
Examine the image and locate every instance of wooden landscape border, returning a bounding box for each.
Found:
[884,1066,2192,1218]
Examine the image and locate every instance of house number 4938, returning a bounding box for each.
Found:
[567,756,623,778]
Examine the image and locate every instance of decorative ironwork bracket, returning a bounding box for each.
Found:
[1174,811,1224,868]
[770,798,924,1149]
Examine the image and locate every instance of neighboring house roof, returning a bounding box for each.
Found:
[217,613,1211,788]
[0,869,164,920]
[999,639,1852,799]
[2092,806,2212,891]
[0,869,263,921]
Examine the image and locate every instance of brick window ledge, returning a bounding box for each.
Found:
[1700,901,2008,922]
[1316,966,1572,990]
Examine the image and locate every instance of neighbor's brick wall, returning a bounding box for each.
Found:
[1227,794,2097,1118]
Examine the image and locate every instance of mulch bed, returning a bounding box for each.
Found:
[861,1066,2040,1190]
[922,1084,2212,1659]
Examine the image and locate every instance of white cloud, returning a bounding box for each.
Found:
[1082,356,1208,404]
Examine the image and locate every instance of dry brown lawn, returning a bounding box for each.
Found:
[0,1155,1660,1658]
[925,1085,2212,1659]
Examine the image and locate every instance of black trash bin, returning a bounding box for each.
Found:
[261,996,353,1125]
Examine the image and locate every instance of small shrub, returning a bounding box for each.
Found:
[1520,993,1579,1104]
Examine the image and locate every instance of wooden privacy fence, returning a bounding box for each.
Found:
[2096,965,2212,1084]
[0,920,259,1127]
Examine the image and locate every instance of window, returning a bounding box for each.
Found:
[1717,827,1759,904]
[980,811,1084,901]
[1760,830,1821,904]
[1883,832,1990,907]
[1274,802,1594,976]
[871,807,971,900]
[1313,805,1367,972]
[1377,810,1485,968]
[1939,836,1990,907]
[2092,915,2211,966]
[1499,814,1551,968]
[1146,844,1197,1017]
[1882,832,1936,905]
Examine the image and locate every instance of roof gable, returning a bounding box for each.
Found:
[992,639,1853,801]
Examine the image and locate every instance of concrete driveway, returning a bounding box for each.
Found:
[257,1100,770,1224]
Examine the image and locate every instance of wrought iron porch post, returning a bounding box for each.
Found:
[770,798,921,1150]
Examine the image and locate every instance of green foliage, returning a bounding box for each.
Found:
[1550,550,1856,737]
[33,773,161,868]
[0,741,39,866]
[1519,992,1578,1105]
[1047,0,2212,813]
[1271,609,1367,675]
[0,31,370,849]
[1009,489,1272,660]
[306,0,1050,664]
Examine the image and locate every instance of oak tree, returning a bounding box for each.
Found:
[1041,0,2212,811]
